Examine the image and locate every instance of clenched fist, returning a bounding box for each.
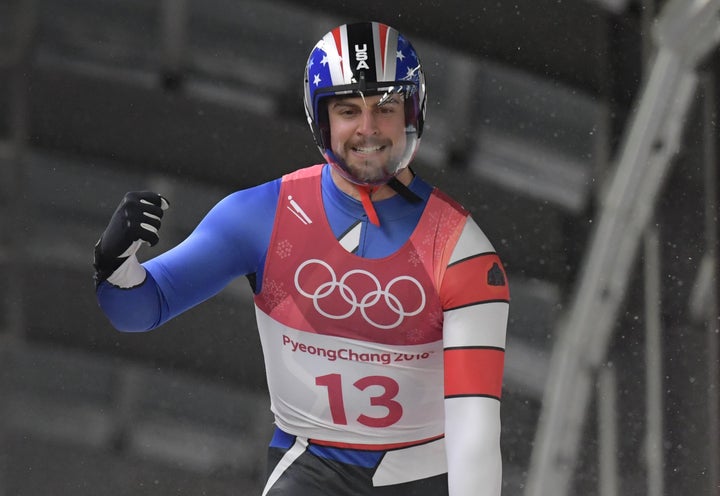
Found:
[94,191,169,285]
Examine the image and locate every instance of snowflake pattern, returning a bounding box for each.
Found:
[408,249,422,267]
[420,211,440,247]
[428,309,444,328]
[263,279,288,310]
[402,311,442,344]
[405,327,425,344]
[420,210,456,260]
[276,239,293,259]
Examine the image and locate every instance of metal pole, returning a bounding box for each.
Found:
[641,5,665,491]
[644,225,664,496]
[598,366,619,496]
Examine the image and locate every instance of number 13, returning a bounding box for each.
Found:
[315,373,403,428]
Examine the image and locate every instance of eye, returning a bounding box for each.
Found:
[376,101,400,115]
[332,105,360,117]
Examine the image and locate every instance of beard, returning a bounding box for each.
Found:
[338,137,399,183]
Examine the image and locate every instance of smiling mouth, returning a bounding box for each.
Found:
[352,145,386,154]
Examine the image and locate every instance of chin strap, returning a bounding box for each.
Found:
[356,185,381,226]
[354,172,422,227]
[387,176,422,204]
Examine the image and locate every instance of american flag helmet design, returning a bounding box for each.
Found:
[303,21,427,186]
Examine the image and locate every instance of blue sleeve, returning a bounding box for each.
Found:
[96,179,281,331]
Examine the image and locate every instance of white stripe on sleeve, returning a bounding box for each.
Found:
[443,303,508,349]
[449,217,496,265]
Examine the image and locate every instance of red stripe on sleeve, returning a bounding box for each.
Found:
[440,253,509,311]
[444,347,505,399]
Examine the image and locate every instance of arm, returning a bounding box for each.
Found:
[440,217,510,495]
[95,180,280,331]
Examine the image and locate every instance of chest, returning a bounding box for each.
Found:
[255,171,460,346]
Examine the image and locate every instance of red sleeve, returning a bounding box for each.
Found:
[444,347,505,399]
[440,253,510,311]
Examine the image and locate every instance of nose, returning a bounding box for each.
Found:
[356,108,379,136]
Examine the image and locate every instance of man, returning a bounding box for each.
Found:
[94,21,509,496]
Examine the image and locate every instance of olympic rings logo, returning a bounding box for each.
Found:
[294,259,426,330]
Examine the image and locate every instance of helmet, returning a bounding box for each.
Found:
[303,21,427,186]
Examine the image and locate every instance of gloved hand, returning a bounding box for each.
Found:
[94,191,169,286]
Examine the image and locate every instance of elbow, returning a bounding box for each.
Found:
[101,312,158,333]
[97,303,160,333]
[96,279,163,332]
[109,319,156,333]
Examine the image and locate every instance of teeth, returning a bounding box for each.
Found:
[354,145,383,153]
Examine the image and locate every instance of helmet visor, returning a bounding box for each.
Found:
[315,82,421,186]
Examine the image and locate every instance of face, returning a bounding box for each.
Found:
[327,93,408,184]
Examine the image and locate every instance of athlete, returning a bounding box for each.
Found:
[94,21,509,496]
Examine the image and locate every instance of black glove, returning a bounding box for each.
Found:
[94,191,169,285]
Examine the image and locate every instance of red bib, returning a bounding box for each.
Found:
[255,165,468,346]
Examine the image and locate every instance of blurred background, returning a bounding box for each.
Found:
[0,0,718,494]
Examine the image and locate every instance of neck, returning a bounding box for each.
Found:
[330,167,413,201]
